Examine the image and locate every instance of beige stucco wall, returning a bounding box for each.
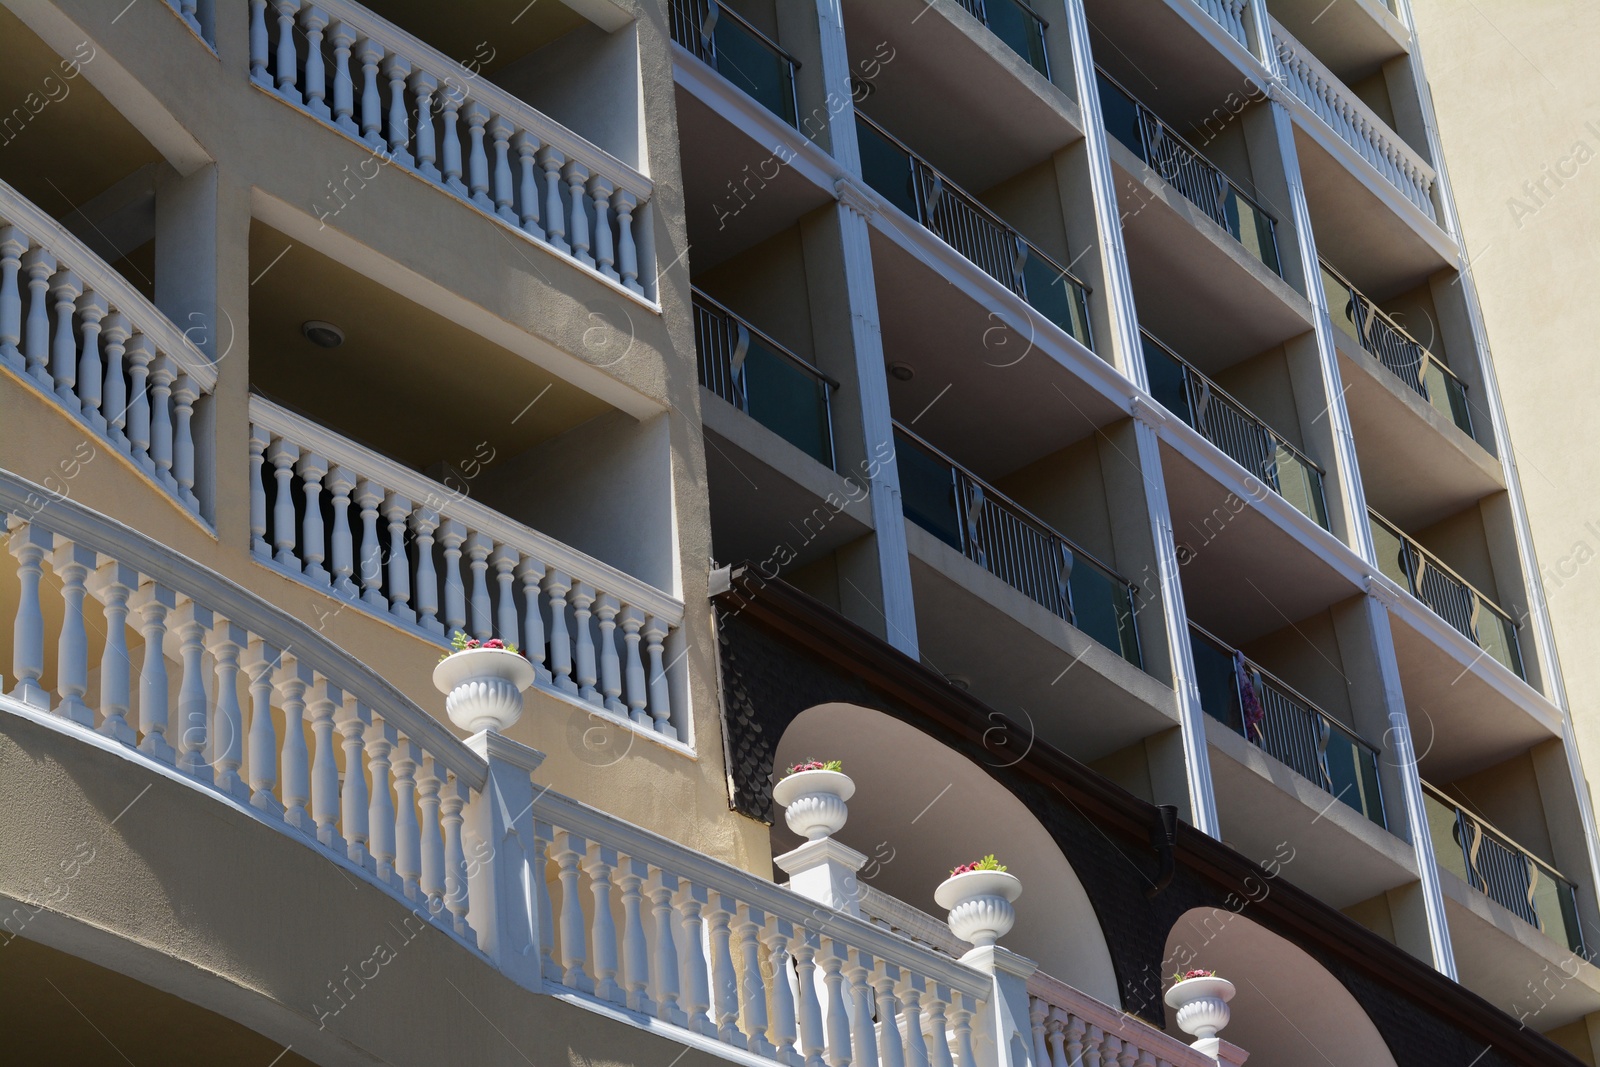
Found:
[1408,0,1600,840]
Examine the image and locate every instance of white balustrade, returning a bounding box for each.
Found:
[248,0,653,299]
[0,471,484,947]
[1272,23,1439,221]
[1190,0,1249,49]
[247,395,689,742]
[161,0,216,46]
[1028,972,1227,1067]
[0,180,216,519]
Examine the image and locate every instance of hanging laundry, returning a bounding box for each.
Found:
[1234,650,1265,742]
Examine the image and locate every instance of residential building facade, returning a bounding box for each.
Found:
[0,0,1592,1064]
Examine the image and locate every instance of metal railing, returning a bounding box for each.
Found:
[1096,70,1282,276]
[1368,512,1524,679]
[1142,333,1330,529]
[692,289,837,470]
[1320,261,1473,438]
[1191,626,1386,829]
[894,424,1142,668]
[1424,783,1585,955]
[669,0,801,127]
[855,113,1096,352]
[952,0,1050,78]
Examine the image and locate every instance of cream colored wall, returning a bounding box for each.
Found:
[0,0,771,873]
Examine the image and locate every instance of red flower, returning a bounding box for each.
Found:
[483,639,506,650]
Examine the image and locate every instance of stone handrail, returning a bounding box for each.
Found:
[1,179,216,518]
[249,0,654,299]
[1027,972,1221,1067]
[0,469,486,945]
[1271,20,1438,221]
[248,395,691,743]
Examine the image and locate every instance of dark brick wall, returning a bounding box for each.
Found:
[716,608,1541,1067]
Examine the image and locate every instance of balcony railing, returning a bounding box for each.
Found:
[669,0,801,127]
[1188,0,1250,49]
[1191,626,1386,829]
[1142,333,1330,529]
[1,470,1234,1067]
[1272,21,1438,222]
[692,289,837,470]
[248,395,691,742]
[1320,261,1473,438]
[894,424,1142,668]
[1096,70,1282,276]
[1424,783,1585,955]
[953,0,1050,78]
[249,0,655,299]
[855,113,1095,353]
[1368,511,1523,679]
[0,179,216,521]
[162,0,216,46]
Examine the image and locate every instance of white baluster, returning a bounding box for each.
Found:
[206,621,248,799]
[644,616,673,737]
[707,892,742,1045]
[464,102,493,211]
[621,607,648,726]
[511,132,544,239]
[649,869,685,1024]
[533,822,560,978]
[539,146,570,253]
[249,0,271,85]
[267,438,299,565]
[366,716,398,884]
[564,160,594,268]
[131,580,175,761]
[951,995,977,1067]
[438,518,466,636]
[74,291,107,431]
[169,600,213,782]
[466,532,493,639]
[1030,999,1050,1067]
[337,695,371,866]
[300,6,330,119]
[440,775,471,934]
[488,116,517,224]
[848,950,880,1067]
[383,492,414,622]
[439,85,466,195]
[353,479,384,607]
[410,508,442,634]
[738,905,773,1057]
[307,677,343,847]
[1042,1009,1068,1067]
[571,581,599,704]
[0,227,24,372]
[21,248,55,387]
[326,466,356,597]
[170,374,199,509]
[517,555,551,683]
[875,965,906,1067]
[491,545,519,646]
[584,843,623,1003]
[328,22,357,133]
[124,335,155,472]
[298,450,330,584]
[6,522,50,710]
[763,919,799,1066]
[410,70,439,180]
[146,355,177,489]
[552,831,593,991]
[48,268,82,410]
[794,932,826,1067]
[276,659,312,832]
[354,37,384,148]
[677,882,713,1035]
[392,737,421,901]
[926,985,955,1067]
[101,312,129,445]
[382,54,414,166]
[545,570,576,692]
[590,176,618,281]
[90,561,138,745]
[417,755,444,912]
[615,190,642,294]
[595,594,623,713]
[272,0,301,103]
[617,857,654,1014]
[243,637,281,814]
[820,940,852,1067]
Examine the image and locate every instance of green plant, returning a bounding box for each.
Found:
[439,632,521,661]
[950,855,1007,876]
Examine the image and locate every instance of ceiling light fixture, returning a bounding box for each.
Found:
[889,361,915,381]
[301,320,345,348]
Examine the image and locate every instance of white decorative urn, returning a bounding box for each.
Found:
[433,646,536,734]
[772,768,855,841]
[1164,975,1235,1042]
[934,868,1022,948]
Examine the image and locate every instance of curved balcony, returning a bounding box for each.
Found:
[247,0,655,301]
[669,0,801,127]
[1,179,215,521]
